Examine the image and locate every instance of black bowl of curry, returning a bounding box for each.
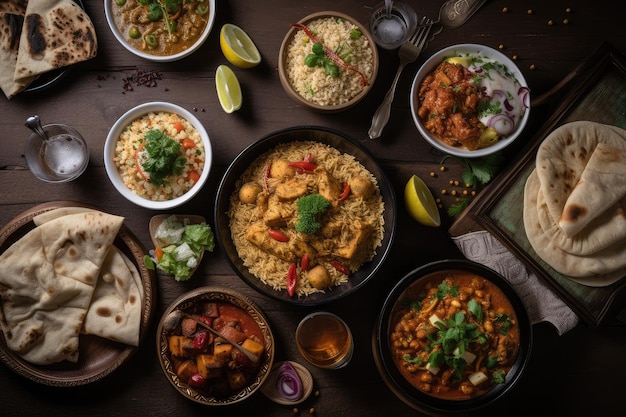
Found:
[373,259,532,415]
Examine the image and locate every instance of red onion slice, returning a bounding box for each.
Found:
[276,362,303,401]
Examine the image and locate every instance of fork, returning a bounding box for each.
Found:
[368,18,433,140]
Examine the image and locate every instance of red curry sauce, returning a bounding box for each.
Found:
[389,270,519,400]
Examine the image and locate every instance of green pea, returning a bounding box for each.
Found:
[128,26,141,39]
[145,34,158,49]
[196,3,210,15]
[115,0,126,6]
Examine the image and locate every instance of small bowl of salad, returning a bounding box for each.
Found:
[146,214,215,281]
[410,44,531,158]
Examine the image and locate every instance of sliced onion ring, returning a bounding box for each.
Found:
[487,113,515,136]
[276,361,303,401]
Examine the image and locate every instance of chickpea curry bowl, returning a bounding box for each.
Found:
[105,0,216,62]
[156,287,275,405]
[373,260,532,415]
[214,126,396,306]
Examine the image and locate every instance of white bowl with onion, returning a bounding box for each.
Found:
[410,44,530,158]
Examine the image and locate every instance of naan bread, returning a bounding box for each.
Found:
[523,170,626,279]
[0,211,124,365]
[34,207,144,347]
[81,247,143,347]
[535,121,626,237]
[559,142,626,237]
[14,0,97,81]
[0,1,35,98]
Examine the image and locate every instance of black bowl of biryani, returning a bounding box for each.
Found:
[214,126,395,306]
[373,259,532,416]
[278,11,379,112]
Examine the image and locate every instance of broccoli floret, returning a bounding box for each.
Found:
[295,194,330,234]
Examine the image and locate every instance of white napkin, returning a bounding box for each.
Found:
[452,230,579,335]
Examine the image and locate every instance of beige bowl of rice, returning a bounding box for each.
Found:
[278,11,379,112]
[104,102,212,210]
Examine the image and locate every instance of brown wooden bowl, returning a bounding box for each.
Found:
[278,11,379,112]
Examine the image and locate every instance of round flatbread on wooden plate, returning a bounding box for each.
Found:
[0,201,156,386]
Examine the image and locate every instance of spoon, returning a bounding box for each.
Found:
[25,115,49,141]
[163,309,260,363]
[384,0,393,17]
[437,0,487,28]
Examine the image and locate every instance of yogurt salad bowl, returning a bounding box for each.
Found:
[410,44,530,158]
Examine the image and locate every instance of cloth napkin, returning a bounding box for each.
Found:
[452,230,579,335]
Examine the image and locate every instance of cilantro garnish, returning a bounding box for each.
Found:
[142,129,187,186]
[305,42,339,77]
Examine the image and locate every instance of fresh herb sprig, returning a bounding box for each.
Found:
[441,152,504,217]
[142,129,187,186]
[305,42,340,77]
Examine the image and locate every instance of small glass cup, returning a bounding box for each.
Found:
[24,124,89,183]
[295,312,354,370]
[369,1,418,50]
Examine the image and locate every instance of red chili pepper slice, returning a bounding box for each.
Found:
[268,228,290,242]
[287,263,297,297]
[193,330,209,350]
[330,260,350,276]
[301,254,310,271]
[264,162,272,193]
[288,161,317,171]
[291,23,369,87]
[338,183,350,202]
[188,373,207,389]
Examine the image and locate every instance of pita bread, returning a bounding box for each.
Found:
[535,121,626,236]
[559,142,626,237]
[14,0,97,81]
[34,207,144,347]
[0,1,35,98]
[524,170,626,279]
[0,211,123,365]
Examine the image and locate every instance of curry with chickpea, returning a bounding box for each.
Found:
[389,270,520,400]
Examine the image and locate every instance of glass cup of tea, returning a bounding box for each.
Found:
[24,123,89,183]
[295,312,354,370]
[369,0,418,50]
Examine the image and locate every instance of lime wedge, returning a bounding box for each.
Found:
[219,24,261,69]
[215,65,242,114]
[404,175,441,227]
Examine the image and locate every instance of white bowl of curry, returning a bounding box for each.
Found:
[105,0,216,62]
[410,44,530,158]
[373,259,532,414]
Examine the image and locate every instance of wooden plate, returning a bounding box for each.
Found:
[0,201,156,386]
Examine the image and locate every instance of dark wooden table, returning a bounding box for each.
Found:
[1,1,625,416]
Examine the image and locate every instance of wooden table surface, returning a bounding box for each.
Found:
[1,1,625,416]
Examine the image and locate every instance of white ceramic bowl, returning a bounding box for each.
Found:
[104,0,216,62]
[104,102,212,210]
[410,44,530,158]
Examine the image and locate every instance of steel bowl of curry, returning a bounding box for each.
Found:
[156,286,275,405]
[214,126,396,306]
[373,259,532,415]
[105,0,216,62]
[410,44,530,158]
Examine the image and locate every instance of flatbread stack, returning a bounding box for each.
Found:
[0,0,97,99]
[0,208,144,366]
[523,121,626,285]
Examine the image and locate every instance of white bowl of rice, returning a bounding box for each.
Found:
[104,102,212,210]
[278,11,379,112]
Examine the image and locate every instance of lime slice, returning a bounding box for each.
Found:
[219,23,261,69]
[215,65,242,114]
[404,175,441,227]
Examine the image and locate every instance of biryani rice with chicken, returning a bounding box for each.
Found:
[228,141,385,297]
[286,17,374,106]
[113,111,205,201]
